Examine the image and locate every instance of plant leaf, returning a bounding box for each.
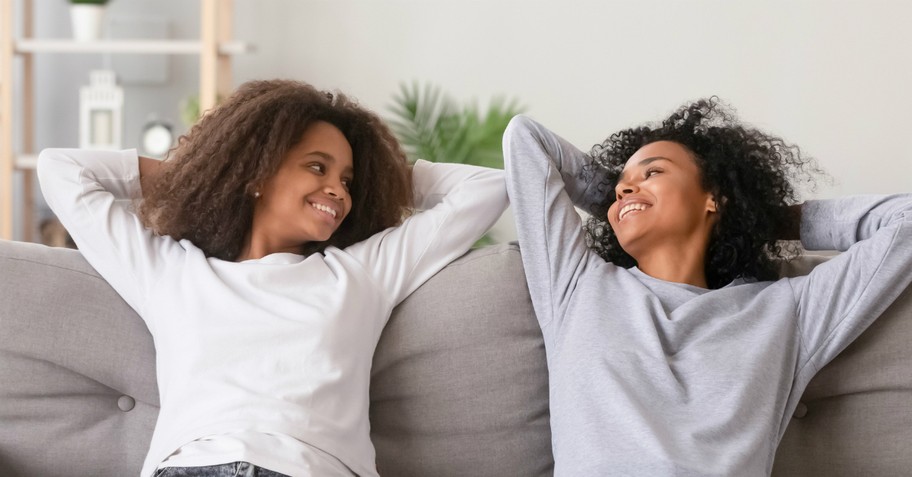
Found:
[387,82,524,169]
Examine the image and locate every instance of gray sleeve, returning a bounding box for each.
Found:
[789,195,912,376]
[503,115,606,328]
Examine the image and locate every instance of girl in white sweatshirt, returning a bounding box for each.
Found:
[38,79,507,477]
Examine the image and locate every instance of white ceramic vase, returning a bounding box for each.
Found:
[70,4,106,42]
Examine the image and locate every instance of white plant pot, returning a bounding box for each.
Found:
[70,4,106,42]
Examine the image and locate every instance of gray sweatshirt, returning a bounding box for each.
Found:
[503,115,912,476]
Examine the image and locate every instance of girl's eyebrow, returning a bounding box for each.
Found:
[304,151,354,176]
[306,151,336,162]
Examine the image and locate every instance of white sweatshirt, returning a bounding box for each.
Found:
[37,148,507,477]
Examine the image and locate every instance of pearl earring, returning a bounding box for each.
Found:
[254,191,261,198]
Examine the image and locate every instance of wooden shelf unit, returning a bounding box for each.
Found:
[0,0,247,241]
[16,39,251,55]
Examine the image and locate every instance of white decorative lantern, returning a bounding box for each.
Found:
[79,70,123,150]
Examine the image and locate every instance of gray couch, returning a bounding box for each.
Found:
[1,239,911,476]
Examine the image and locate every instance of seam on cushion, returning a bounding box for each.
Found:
[441,245,520,269]
[0,255,104,281]
[0,349,158,408]
[816,386,912,398]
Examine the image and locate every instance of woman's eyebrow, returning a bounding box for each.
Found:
[619,156,672,182]
[638,156,672,167]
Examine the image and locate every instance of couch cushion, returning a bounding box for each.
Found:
[0,240,158,477]
[370,243,553,476]
[773,263,912,475]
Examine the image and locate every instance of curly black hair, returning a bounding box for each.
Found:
[584,97,822,289]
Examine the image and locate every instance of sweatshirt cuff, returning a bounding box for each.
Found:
[93,148,143,201]
[800,199,851,252]
[410,159,437,210]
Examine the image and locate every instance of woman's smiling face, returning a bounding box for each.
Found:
[607,140,718,260]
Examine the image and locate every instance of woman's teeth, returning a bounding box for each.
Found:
[619,203,649,221]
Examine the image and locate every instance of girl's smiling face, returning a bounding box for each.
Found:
[251,121,354,254]
[607,140,718,261]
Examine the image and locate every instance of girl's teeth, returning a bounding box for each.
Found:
[311,203,336,218]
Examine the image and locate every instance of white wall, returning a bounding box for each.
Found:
[19,0,912,239]
[233,0,912,200]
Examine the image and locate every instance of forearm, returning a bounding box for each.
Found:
[506,116,605,212]
[410,160,502,211]
[799,195,912,251]
[358,159,507,305]
[38,148,142,209]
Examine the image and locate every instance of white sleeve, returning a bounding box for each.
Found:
[37,148,179,318]
[345,159,507,305]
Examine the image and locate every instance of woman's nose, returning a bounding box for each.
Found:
[615,181,637,199]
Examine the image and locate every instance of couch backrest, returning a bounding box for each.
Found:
[2,239,912,476]
[0,240,158,476]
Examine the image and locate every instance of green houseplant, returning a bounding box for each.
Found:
[388,82,524,246]
[387,82,524,169]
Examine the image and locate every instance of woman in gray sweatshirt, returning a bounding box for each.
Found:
[503,98,912,476]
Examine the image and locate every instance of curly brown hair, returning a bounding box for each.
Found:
[584,97,823,289]
[138,79,413,261]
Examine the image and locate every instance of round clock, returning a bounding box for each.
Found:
[141,118,174,157]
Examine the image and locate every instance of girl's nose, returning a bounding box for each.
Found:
[325,183,344,200]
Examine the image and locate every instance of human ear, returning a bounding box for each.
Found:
[248,182,263,199]
[707,194,727,213]
[705,195,717,213]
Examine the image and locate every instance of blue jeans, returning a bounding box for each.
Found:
[154,462,291,477]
